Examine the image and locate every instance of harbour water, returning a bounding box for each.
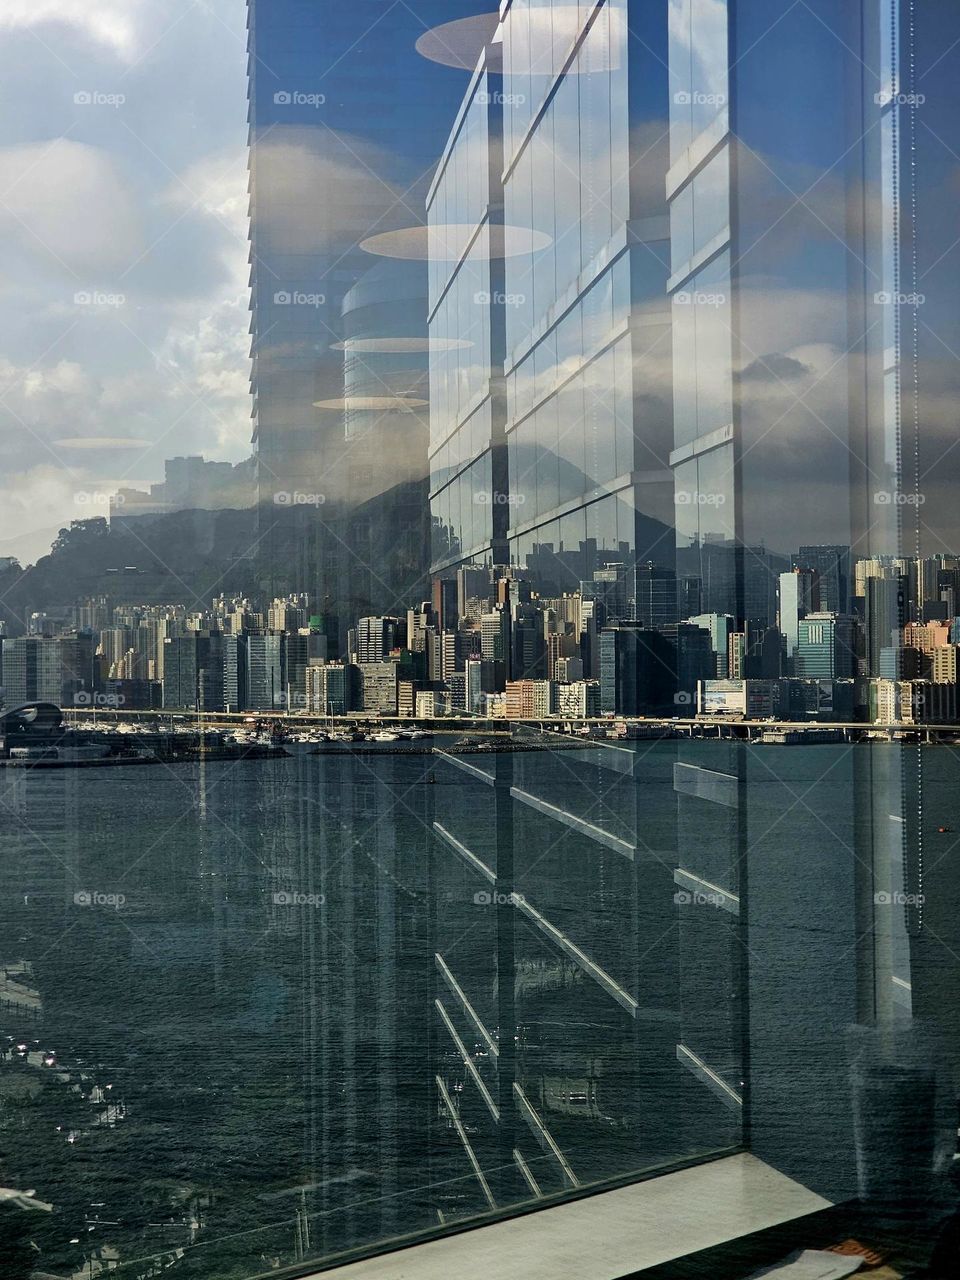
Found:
[0,743,955,1277]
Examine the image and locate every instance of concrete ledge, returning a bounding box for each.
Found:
[306,1153,830,1280]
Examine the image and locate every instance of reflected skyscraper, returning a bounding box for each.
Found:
[246,0,493,608]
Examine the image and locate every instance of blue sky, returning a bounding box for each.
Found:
[0,1,251,564]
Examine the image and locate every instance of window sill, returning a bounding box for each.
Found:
[305,1153,830,1280]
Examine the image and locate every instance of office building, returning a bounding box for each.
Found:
[305,662,352,716]
[359,662,398,715]
[556,680,601,719]
[504,679,553,719]
[778,570,820,675]
[2,634,96,707]
[599,623,675,716]
[865,575,906,677]
[793,548,849,615]
[244,632,285,711]
[356,617,401,664]
[162,634,224,711]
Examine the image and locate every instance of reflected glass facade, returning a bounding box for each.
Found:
[6,3,960,1280]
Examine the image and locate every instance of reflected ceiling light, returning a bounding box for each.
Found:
[415,14,502,70]
[360,224,551,261]
[416,9,621,74]
[330,337,472,353]
[313,396,429,411]
[53,437,151,450]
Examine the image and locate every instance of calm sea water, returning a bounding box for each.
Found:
[1,743,955,1278]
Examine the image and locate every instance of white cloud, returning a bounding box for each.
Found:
[0,1,149,60]
[0,140,142,275]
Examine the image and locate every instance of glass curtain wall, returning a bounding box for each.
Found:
[4,3,960,1280]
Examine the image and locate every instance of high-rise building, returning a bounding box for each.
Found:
[480,608,510,666]
[222,634,247,712]
[795,614,858,680]
[504,679,553,719]
[778,570,820,674]
[794,548,849,616]
[162,634,224,711]
[305,661,352,716]
[244,632,285,711]
[2,635,95,707]
[247,0,492,605]
[599,623,675,716]
[356,617,401,664]
[359,662,398,715]
[688,613,735,678]
[932,645,959,685]
[865,575,906,677]
[635,564,679,630]
[427,41,509,577]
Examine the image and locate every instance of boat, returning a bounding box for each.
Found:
[369,731,400,742]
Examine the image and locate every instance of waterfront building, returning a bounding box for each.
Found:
[556,679,601,719]
[304,661,352,716]
[283,630,327,711]
[1,634,96,708]
[504,679,553,719]
[244,632,286,711]
[359,662,399,715]
[599,622,675,716]
[221,634,247,713]
[795,614,858,680]
[415,688,450,718]
[162,634,225,711]
[698,679,779,719]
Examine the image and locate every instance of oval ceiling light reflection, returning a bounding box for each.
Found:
[416,9,621,76]
[415,14,501,71]
[330,337,472,353]
[360,224,551,261]
[313,396,429,411]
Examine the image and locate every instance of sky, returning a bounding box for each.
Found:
[0,0,251,565]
